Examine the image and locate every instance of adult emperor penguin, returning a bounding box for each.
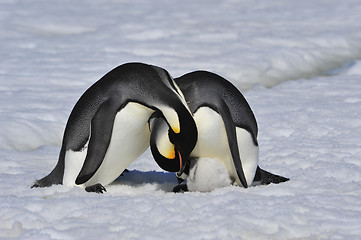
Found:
[32,62,197,193]
[149,70,288,192]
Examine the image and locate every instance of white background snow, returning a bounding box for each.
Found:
[1,0,361,239]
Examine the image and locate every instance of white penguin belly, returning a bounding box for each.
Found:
[191,107,258,187]
[191,107,229,160]
[63,102,154,188]
[63,144,89,187]
[235,127,259,186]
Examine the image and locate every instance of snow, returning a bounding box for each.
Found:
[1,0,361,239]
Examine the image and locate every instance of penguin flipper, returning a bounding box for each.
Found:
[217,100,248,188]
[75,99,118,185]
[253,166,289,185]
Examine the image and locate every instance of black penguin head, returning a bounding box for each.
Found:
[149,111,197,174]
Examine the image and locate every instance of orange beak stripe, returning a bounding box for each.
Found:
[178,151,182,172]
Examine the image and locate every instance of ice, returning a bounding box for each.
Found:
[1,0,361,239]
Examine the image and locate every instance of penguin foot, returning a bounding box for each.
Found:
[85,183,107,193]
[173,184,188,193]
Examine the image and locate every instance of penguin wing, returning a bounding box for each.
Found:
[75,99,119,185]
[216,99,248,188]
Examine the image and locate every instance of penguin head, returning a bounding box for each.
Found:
[149,111,197,174]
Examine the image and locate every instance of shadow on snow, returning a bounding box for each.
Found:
[112,169,178,192]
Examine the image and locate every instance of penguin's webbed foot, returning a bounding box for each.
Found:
[85,183,107,194]
[173,184,188,193]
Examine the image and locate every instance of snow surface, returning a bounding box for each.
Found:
[1,0,361,239]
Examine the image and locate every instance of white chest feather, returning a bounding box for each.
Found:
[192,107,229,157]
[63,102,154,187]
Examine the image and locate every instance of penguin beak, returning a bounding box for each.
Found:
[170,139,186,173]
[177,151,183,173]
[149,109,197,173]
[171,111,198,171]
[170,131,190,174]
[176,156,190,184]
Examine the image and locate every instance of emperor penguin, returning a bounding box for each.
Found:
[149,71,288,192]
[32,63,197,193]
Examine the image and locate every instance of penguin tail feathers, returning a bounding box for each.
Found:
[31,161,63,188]
[31,173,62,188]
[31,149,65,188]
[253,166,289,186]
